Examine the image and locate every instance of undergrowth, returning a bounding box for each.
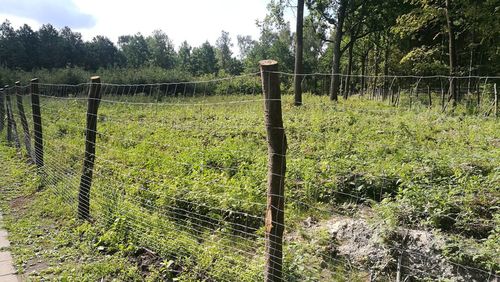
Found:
[0,93,498,280]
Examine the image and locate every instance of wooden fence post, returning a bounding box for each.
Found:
[31,78,44,168]
[4,86,12,143]
[427,85,432,108]
[78,76,102,220]
[396,86,401,107]
[414,78,422,107]
[409,88,413,110]
[476,78,481,112]
[494,83,498,118]
[259,60,287,282]
[0,87,4,133]
[15,81,33,162]
[441,79,446,111]
[5,85,20,148]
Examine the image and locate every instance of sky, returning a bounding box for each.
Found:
[0,0,288,52]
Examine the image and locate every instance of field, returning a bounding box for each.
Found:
[0,91,499,281]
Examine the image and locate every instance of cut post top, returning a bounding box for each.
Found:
[91,76,101,82]
[30,78,39,83]
[259,60,278,67]
[15,81,20,86]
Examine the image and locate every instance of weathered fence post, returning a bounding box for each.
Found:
[479,78,489,115]
[259,60,287,282]
[409,88,413,110]
[414,77,422,107]
[4,86,12,143]
[396,86,401,107]
[387,77,396,106]
[5,85,20,148]
[441,79,445,111]
[0,87,4,133]
[78,76,102,220]
[494,83,498,118]
[16,81,33,162]
[31,78,44,168]
[476,78,481,112]
[427,85,432,108]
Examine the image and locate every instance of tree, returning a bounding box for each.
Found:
[238,1,294,73]
[464,0,500,75]
[444,0,457,104]
[146,30,176,69]
[38,24,64,68]
[329,0,348,101]
[177,41,192,71]
[215,31,233,72]
[308,0,349,101]
[60,27,85,67]
[215,31,243,75]
[118,33,150,68]
[0,21,23,69]
[391,0,466,104]
[294,0,305,105]
[15,24,39,70]
[237,35,256,60]
[190,41,218,75]
[85,36,122,70]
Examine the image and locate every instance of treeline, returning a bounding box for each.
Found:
[0,22,242,76]
[0,0,499,89]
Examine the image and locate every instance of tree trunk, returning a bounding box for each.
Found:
[467,48,473,94]
[383,35,390,100]
[445,0,458,105]
[372,44,380,99]
[361,51,368,96]
[344,40,354,99]
[329,0,348,101]
[293,0,304,106]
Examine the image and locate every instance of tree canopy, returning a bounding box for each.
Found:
[0,0,497,80]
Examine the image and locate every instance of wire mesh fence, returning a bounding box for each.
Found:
[0,70,498,281]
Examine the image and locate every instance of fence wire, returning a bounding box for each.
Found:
[1,73,498,281]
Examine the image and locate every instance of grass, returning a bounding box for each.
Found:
[0,92,498,281]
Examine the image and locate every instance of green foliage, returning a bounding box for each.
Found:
[146,30,176,69]
[2,0,499,84]
[399,46,448,75]
[0,145,145,281]
[84,35,124,70]
[0,66,194,86]
[1,93,498,279]
[118,33,150,68]
[190,41,218,75]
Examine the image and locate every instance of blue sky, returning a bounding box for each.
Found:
[0,0,95,28]
[0,0,289,52]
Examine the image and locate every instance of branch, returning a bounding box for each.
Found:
[319,10,337,26]
[308,17,335,43]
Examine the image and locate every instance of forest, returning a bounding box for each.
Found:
[0,0,499,281]
[0,0,498,85]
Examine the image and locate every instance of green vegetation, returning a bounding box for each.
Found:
[1,93,498,280]
[0,0,498,280]
[0,144,146,281]
[1,0,499,88]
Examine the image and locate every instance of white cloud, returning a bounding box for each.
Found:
[71,0,270,51]
[0,14,41,30]
[0,0,95,28]
[1,0,302,54]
